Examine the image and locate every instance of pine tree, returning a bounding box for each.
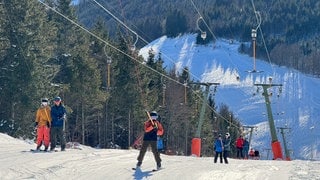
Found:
[0,0,58,137]
[106,33,143,148]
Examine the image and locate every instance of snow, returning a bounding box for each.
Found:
[1,133,319,180]
[3,34,320,179]
[139,34,320,160]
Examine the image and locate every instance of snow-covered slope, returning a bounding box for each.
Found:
[139,34,320,160]
[1,133,319,180]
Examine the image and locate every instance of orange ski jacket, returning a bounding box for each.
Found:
[35,106,52,127]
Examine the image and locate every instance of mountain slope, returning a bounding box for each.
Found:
[139,34,320,160]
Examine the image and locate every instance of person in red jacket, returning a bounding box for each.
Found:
[136,111,164,170]
[249,148,255,159]
[235,135,244,159]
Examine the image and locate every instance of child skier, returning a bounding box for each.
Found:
[35,98,51,151]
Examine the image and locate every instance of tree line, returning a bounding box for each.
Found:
[76,0,320,76]
[0,0,242,157]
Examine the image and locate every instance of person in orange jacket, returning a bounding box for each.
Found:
[35,98,51,151]
[136,111,164,170]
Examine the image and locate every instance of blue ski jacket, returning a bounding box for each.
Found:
[51,104,66,127]
[214,138,224,153]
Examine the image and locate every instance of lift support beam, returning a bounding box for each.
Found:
[190,82,219,157]
[254,83,283,160]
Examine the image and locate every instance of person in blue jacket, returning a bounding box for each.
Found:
[214,134,224,163]
[50,96,67,151]
[243,137,250,159]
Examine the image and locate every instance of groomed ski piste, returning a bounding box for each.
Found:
[139,34,320,160]
[0,133,319,180]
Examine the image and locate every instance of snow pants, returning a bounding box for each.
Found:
[137,140,161,165]
[223,150,229,164]
[236,147,243,158]
[50,126,66,150]
[214,151,223,163]
[36,126,50,148]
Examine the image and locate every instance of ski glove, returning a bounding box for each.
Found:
[47,122,51,128]
[153,124,158,131]
[34,122,38,127]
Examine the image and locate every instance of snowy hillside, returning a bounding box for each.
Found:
[1,133,319,180]
[139,34,320,160]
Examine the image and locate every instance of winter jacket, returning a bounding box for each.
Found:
[243,139,249,151]
[214,138,224,153]
[50,104,66,127]
[223,137,231,151]
[35,106,51,127]
[143,119,164,141]
[236,137,244,148]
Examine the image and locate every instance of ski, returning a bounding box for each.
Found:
[30,149,47,153]
[132,167,162,171]
[152,167,162,172]
[49,149,59,152]
[29,149,59,152]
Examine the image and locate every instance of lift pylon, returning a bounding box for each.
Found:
[254,83,283,160]
[243,125,256,148]
[190,82,220,157]
[277,127,291,160]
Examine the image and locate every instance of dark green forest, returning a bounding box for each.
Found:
[77,0,320,76]
[0,0,319,157]
[0,0,241,157]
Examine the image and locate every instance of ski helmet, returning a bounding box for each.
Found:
[41,98,48,106]
[150,111,158,120]
[41,98,48,102]
[54,96,61,102]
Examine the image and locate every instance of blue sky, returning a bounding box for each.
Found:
[139,33,320,160]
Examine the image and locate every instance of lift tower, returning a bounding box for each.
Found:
[190,82,220,157]
[243,125,256,148]
[277,127,291,160]
[254,83,283,160]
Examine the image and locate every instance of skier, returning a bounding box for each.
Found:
[50,96,67,151]
[249,148,255,159]
[223,132,231,164]
[214,134,224,163]
[235,135,244,159]
[35,98,51,151]
[243,137,250,159]
[135,111,164,170]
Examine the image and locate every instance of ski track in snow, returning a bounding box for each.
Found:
[1,133,320,180]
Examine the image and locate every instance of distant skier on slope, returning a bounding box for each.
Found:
[135,111,164,170]
[34,98,51,151]
[50,96,67,151]
[223,132,231,164]
[214,134,224,163]
[235,135,244,159]
[243,137,249,159]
